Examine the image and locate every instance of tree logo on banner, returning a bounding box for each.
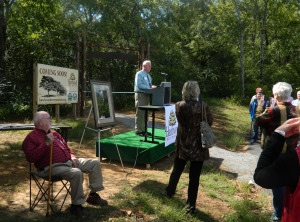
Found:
[70,73,75,80]
[168,110,176,126]
[39,76,67,97]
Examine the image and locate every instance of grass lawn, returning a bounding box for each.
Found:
[0,98,273,221]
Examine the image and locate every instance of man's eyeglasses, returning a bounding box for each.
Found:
[42,117,51,120]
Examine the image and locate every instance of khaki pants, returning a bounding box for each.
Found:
[135,93,150,133]
[37,158,104,205]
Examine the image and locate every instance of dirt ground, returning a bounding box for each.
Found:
[0,111,271,221]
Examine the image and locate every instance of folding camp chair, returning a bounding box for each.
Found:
[29,163,71,214]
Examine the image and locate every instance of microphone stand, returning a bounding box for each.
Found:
[160,73,168,82]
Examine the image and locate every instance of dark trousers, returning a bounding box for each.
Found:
[166,157,203,208]
[272,186,285,218]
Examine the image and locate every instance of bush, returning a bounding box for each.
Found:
[0,102,32,121]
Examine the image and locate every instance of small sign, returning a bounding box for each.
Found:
[35,63,78,104]
[165,105,178,147]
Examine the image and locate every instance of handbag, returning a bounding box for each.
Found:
[200,102,216,149]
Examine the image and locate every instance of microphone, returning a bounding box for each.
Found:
[160,72,168,76]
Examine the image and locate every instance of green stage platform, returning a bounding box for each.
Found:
[96,129,175,165]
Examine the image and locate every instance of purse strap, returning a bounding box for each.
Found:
[202,102,207,122]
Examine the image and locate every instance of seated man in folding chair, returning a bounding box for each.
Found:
[22,111,108,216]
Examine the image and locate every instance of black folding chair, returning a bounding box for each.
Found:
[29,163,71,214]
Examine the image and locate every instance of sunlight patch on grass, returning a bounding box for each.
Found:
[225,199,270,222]
[201,170,237,196]
[223,132,245,151]
[207,97,250,151]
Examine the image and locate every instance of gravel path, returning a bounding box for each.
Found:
[115,113,263,185]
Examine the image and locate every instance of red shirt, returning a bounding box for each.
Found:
[22,128,76,169]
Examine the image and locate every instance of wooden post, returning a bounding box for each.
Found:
[73,32,80,121]
[32,63,38,117]
[55,104,60,123]
[81,30,87,117]
[72,104,76,121]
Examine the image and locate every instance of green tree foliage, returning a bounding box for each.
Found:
[1,0,299,120]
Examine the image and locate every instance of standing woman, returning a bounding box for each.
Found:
[163,81,213,213]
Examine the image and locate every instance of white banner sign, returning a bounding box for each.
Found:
[165,105,178,147]
[35,63,78,104]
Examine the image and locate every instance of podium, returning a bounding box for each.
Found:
[138,105,165,143]
[144,82,171,106]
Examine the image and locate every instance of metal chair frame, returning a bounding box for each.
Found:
[29,163,71,213]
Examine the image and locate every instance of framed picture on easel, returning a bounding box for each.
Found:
[90,80,116,128]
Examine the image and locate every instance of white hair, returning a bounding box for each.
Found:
[272,82,292,101]
[143,60,151,66]
[33,111,46,125]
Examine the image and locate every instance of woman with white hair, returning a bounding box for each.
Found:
[161,81,213,214]
[254,82,297,221]
[255,82,296,149]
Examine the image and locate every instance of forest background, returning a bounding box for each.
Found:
[0,0,299,120]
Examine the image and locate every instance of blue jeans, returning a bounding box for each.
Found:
[252,122,262,141]
[272,186,285,218]
[252,122,258,141]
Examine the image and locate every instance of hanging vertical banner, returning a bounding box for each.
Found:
[35,63,78,104]
[165,105,178,147]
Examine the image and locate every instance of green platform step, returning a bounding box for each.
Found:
[96,129,175,165]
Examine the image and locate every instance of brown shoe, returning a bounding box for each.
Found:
[70,204,85,216]
[86,193,108,206]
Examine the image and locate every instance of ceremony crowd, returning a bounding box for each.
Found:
[21,60,299,221]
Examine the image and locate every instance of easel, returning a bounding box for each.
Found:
[79,105,125,171]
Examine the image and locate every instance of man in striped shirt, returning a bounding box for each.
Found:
[23,111,107,216]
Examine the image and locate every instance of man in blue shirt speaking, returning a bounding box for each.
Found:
[134,60,156,136]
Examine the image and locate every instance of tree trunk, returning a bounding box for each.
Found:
[0,1,6,78]
[260,0,268,81]
[234,0,245,98]
[0,0,14,79]
[260,29,264,80]
[252,0,258,68]
[81,30,87,117]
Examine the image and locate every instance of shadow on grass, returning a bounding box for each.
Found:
[206,157,238,180]
[0,204,121,222]
[132,180,218,222]
[100,152,175,172]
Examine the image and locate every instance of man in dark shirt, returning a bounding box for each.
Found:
[23,111,108,216]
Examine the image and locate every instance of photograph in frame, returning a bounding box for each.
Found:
[90,80,115,128]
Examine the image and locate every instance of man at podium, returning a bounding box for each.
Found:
[134,60,156,136]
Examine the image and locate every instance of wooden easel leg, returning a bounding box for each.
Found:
[79,105,93,149]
